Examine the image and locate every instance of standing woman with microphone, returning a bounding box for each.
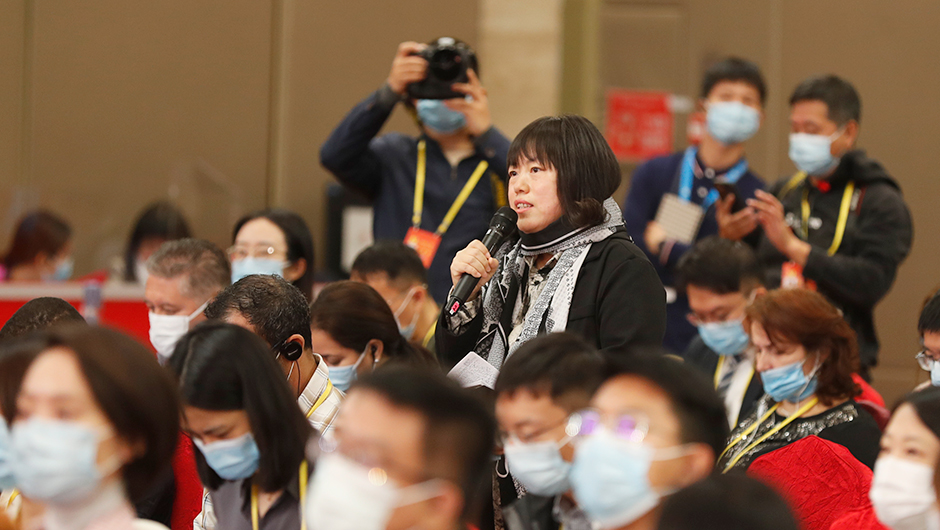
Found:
[437,115,667,370]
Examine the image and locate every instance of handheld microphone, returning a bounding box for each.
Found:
[447,206,518,316]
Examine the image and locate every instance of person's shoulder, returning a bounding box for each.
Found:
[682,336,715,368]
[591,229,648,261]
[632,151,685,177]
[370,131,420,154]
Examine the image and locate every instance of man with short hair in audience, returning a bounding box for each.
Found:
[0,297,85,341]
[568,353,728,530]
[745,75,913,379]
[914,290,940,388]
[198,274,344,530]
[675,236,765,428]
[145,238,230,364]
[350,241,440,351]
[496,333,605,530]
[305,367,497,530]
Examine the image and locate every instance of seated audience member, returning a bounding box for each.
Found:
[441,115,666,370]
[623,57,767,355]
[675,236,765,427]
[568,353,729,530]
[309,281,438,392]
[0,297,85,342]
[1,210,73,282]
[496,333,605,530]
[915,290,940,388]
[657,474,799,530]
[229,209,315,301]
[121,201,192,284]
[351,241,441,351]
[718,289,881,472]
[145,239,230,364]
[9,325,179,530]
[169,323,314,530]
[305,367,497,530]
[870,387,940,530]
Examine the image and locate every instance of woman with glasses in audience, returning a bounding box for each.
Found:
[7,325,179,530]
[869,387,940,530]
[168,322,314,530]
[229,209,315,301]
[309,281,437,392]
[717,288,881,473]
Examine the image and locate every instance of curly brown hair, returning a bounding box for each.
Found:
[744,289,860,404]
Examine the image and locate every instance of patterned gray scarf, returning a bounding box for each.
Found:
[475,198,625,369]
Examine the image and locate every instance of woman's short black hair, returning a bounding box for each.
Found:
[507,115,621,228]
[168,322,313,491]
[124,201,192,282]
[11,325,180,502]
[232,209,316,301]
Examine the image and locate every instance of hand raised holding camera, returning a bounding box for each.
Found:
[387,41,428,96]
[447,70,492,137]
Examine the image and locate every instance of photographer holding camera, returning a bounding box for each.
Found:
[321,38,511,304]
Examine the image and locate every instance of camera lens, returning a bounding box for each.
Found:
[428,49,463,82]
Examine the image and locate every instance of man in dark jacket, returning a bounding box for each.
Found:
[746,75,913,377]
[675,236,765,428]
[320,38,510,303]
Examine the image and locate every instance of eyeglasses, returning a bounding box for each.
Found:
[227,244,287,261]
[916,351,938,371]
[500,416,569,445]
[566,409,649,444]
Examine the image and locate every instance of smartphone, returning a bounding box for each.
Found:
[714,177,747,212]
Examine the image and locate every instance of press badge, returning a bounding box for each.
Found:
[404,227,442,268]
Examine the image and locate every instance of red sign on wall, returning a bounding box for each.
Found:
[604,90,674,162]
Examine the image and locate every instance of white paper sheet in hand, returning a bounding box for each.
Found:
[654,193,705,245]
[447,351,500,389]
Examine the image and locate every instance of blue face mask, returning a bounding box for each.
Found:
[789,131,842,176]
[42,257,74,282]
[698,318,750,356]
[760,359,819,402]
[327,349,370,393]
[231,257,285,284]
[570,430,688,529]
[416,99,467,134]
[706,101,760,145]
[0,420,15,490]
[11,418,117,503]
[503,436,572,496]
[193,433,260,481]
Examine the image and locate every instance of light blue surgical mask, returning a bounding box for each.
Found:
[327,348,371,393]
[789,131,842,176]
[706,101,760,145]
[193,432,260,481]
[570,430,690,529]
[0,420,15,490]
[393,286,420,341]
[698,318,750,356]
[11,418,119,503]
[231,257,285,284]
[503,436,572,496]
[416,99,467,134]
[43,257,74,282]
[760,359,819,403]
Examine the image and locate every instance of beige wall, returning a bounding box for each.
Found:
[569,0,940,402]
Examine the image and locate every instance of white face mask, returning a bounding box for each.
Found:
[870,455,940,530]
[148,301,208,364]
[305,452,442,530]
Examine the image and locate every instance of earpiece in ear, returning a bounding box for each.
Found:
[278,340,303,362]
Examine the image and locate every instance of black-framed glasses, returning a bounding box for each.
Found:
[916,350,938,372]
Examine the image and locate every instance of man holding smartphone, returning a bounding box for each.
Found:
[622,57,767,354]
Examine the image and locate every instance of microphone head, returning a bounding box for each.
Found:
[490,206,518,235]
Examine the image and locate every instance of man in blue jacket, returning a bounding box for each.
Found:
[622,57,767,354]
[321,38,511,303]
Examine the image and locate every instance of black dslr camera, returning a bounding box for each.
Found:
[407,37,477,100]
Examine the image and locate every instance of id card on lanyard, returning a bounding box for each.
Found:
[677,146,749,210]
[405,140,489,268]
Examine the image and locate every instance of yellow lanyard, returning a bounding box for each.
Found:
[713,358,755,428]
[719,397,819,473]
[422,320,437,349]
[306,379,333,419]
[7,489,19,508]
[413,140,489,235]
[251,460,308,530]
[783,172,856,256]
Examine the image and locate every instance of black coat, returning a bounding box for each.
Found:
[757,150,913,368]
[436,227,667,369]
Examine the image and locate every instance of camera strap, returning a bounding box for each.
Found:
[413,140,489,236]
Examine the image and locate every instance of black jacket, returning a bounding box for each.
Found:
[757,150,913,368]
[436,228,667,369]
[683,336,764,425]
